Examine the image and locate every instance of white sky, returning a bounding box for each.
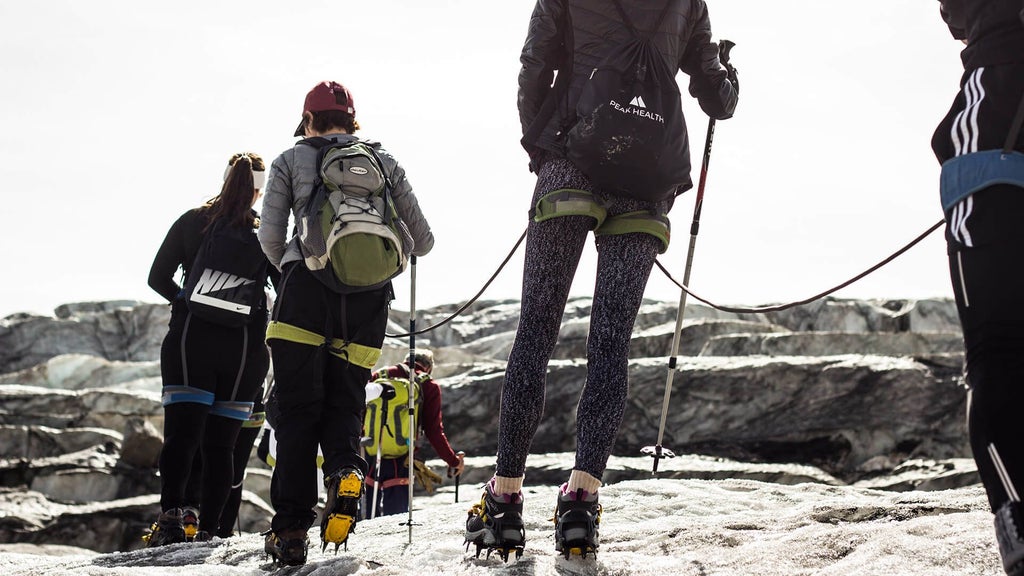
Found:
[0,1,965,319]
[1,477,1003,575]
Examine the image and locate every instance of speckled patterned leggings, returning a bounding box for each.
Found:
[495,158,667,481]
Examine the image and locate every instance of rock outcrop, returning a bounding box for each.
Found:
[0,296,973,553]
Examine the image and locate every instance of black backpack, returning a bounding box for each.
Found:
[563,0,689,202]
[183,217,269,327]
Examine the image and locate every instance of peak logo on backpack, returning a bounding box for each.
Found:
[297,137,414,294]
[183,220,269,326]
[564,0,690,202]
[611,97,663,122]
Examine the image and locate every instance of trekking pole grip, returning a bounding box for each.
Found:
[719,39,735,65]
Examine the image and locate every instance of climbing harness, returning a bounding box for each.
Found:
[265,320,380,369]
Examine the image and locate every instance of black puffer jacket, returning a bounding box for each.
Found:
[518,0,737,162]
[939,0,1024,68]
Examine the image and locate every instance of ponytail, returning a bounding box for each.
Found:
[204,152,265,232]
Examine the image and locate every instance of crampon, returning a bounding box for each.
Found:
[554,487,601,560]
[464,487,526,562]
[321,467,363,553]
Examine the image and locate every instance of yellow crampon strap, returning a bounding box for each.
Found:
[265,321,381,369]
[595,210,671,253]
[531,188,608,227]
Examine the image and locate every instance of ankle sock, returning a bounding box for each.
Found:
[566,470,601,495]
[491,475,524,496]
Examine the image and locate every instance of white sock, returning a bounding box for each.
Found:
[566,470,601,494]
[492,475,524,495]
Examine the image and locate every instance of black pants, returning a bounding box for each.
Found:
[269,262,391,532]
[364,457,411,518]
[158,308,269,533]
[936,60,1024,513]
[947,185,1024,512]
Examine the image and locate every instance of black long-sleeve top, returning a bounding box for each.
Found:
[148,208,280,306]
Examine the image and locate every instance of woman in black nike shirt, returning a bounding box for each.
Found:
[145,152,277,545]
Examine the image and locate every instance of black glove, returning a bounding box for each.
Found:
[724,61,739,96]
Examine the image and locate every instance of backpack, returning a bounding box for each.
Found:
[183,217,269,327]
[563,0,689,202]
[296,136,414,294]
[363,375,422,458]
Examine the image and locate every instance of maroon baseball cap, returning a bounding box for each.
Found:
[293,81,356,137]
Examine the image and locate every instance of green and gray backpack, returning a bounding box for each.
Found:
[297,136,413,294]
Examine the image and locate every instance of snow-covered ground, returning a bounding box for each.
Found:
[0,477,1003,576]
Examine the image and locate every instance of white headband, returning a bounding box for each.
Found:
[223,165,267,189]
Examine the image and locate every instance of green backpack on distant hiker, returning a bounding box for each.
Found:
[297,136,414,294]
[364,376,423,458]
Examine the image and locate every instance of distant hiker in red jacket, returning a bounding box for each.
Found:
[364,349,464,518]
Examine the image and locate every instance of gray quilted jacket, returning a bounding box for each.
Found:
[258,133,434,271]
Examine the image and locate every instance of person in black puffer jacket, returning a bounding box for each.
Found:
[932,2,1024,576]
[464,0,738,562]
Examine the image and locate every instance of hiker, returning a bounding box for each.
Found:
[214,391,267,537]
[145,152,278,545]
[932,2,1024,575]
[363,349,465,518]
[464,0,738,561]
[258,80,434,566]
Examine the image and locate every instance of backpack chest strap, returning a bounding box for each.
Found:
[266,320,381,369]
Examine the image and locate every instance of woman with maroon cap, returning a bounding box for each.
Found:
[257,80,433,566]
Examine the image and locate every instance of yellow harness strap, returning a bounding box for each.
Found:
[531,188,608,227]
[595,211,671,253]
[265,321,381,369]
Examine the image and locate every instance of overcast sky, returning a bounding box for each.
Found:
[0,1,964,319]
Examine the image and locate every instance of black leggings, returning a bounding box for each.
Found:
[947,185,1024,512]
[158,309,268,533]
[160,403,243,530]
[495,158,665,481]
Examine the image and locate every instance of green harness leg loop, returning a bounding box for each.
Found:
[595,211,671,253]
[266,321,382,369]
[531,188,608,227]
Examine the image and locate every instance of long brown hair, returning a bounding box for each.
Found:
[203,152,265,231]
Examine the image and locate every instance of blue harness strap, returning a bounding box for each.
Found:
[162,385,215,407]
[940,150,1024,213]
[211,399,256,421]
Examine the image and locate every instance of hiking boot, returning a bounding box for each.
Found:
[464,483,526,562]
[321,467,363,553]
[996,501,1024,576]
[181,506,199,542]
[143,508,187,548]
[554,485,601,559]
[264,528,309,566]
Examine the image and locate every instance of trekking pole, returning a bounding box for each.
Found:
[454,450,465,503]
[641,40,735,476]
[405,255,417,543]
[369,386,394,520]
